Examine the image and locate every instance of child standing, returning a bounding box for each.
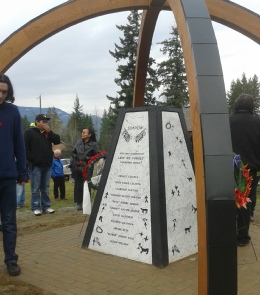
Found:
[51,149,66,200]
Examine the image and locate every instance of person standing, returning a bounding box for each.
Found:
[24,114,60,216]
[51,149,66,200]
[230,93,260,246]
[0,73,27,276]
[72,128,99,210]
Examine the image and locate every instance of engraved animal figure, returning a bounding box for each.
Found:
[191,205,197,213]
[138,243,149,255]
[99,216,103,222]
[171,190,175,196]
[172,245,180,255]
[140,208,148,214]
[168,151,172,157]
[135,129,146,143]
[93,237,101,246]
[185,226,191,234]
[145,196,148,203]
[187,177,193,182]
[122,128,131,142]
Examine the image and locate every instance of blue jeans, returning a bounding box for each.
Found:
[30,166,52,211]
[16,184,26,207]
[0,178,18,264]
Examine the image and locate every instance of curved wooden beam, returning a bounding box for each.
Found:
[206,0,260,44]
[133,0,166,107]
[0,0,169,72]
[166,0,236,294]
[0,0,260,73]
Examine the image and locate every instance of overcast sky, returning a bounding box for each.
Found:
[1,0,260,115]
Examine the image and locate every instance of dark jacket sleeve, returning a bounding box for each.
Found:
[48,131,61,145]
[93,142,100,155]
[24,129,34,163]
[14,112,27,182]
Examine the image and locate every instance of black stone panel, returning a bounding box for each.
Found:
[186,18,217,44]
[204,155,235,201]
[207,246,237,295]
[192,44,223,77]
[207,200,237,246]
[200,114,232,156]
[181,0,210,18]
[197,76,228,114]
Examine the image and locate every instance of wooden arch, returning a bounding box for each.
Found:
[1,1,260,294]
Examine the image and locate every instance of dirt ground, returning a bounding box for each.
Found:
[0,205,260,294]
[0,207,88,295]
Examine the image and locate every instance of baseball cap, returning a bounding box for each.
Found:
[35,114,50,121]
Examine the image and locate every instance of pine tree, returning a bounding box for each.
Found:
[98,109,114,151]
[67,95,84,133]
[21,115,30,132]
[227,73,260,114]
[107,10,159,127]
[157,26,189,107]
[46,107,63,134]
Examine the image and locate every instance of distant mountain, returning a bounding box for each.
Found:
[18,106,102,138]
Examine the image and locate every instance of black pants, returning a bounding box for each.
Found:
[53,176,65,199]
[74,172,84,205]
[237,169,258,242]
[74,171,93,205]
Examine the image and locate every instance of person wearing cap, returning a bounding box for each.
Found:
[24,114,60,216]
[230,93,260,246]
[0,73,27,276]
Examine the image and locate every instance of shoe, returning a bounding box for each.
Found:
[237,239,250,247]
[43,208,55,214]
[33,209,42,216]
[77,204,82,210]
[7,263,21,276]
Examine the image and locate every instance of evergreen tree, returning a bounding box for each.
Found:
[67,95,84,133]
[98,109,114,151]
[157,26,189,107]
[21,115,30,132]
[227,73,260,114]
[46,107,63,134]
[107,10,159,127]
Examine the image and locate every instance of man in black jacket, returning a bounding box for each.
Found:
[230,94,260,246]
[24,114,60,216]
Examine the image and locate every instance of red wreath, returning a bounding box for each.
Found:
[81,152,108,188]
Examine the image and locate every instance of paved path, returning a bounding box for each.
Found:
[0,221,260,295]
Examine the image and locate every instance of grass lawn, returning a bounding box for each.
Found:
[19,179,97,211]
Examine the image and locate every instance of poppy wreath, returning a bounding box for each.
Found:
[233,153,252,209]
[82,152,108,190]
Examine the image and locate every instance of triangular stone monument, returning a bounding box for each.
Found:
[82,107,197,267]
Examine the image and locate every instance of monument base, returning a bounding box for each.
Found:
[82,107,198,267]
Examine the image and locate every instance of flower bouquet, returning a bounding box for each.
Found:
[233,153,252,209]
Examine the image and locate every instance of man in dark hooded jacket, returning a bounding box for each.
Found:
[230,93,260,246]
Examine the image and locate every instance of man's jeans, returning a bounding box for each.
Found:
[0,178,18,264]
[16,184,26,207]
[30,166,52,211]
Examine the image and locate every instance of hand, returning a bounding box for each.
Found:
[17,181,25,186]
[43,123,51,133]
